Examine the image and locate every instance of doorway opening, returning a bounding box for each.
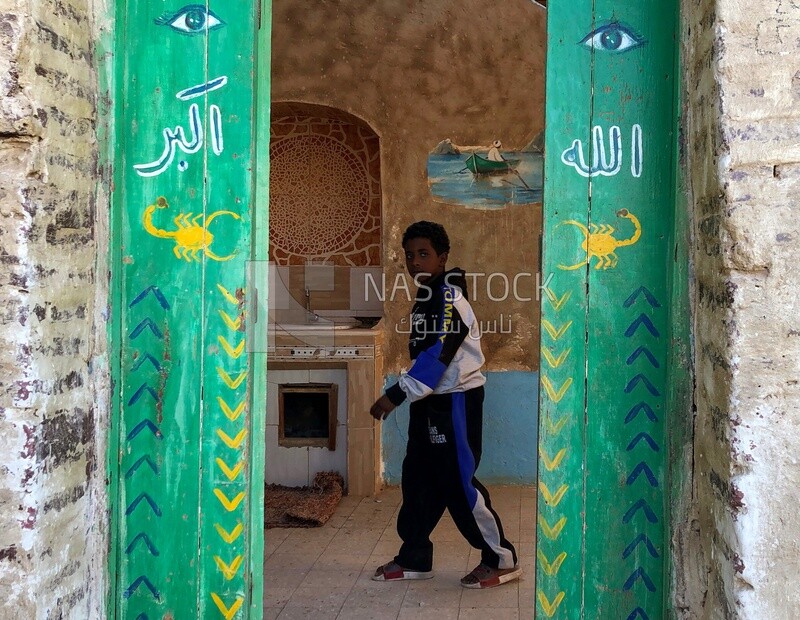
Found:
[259,1,546,616]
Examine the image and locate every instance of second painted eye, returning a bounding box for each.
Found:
[155,5,225,36]
[580,22,644,53]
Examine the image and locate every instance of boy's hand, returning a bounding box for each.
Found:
[370,395,396,420]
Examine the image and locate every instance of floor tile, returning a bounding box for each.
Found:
[459,608,520,619]
[460,581,519,609]
[285,585,351,609]
[314,550,369,570]
[299,567,361,589]
[277,604,341,620]
[263,568,309,590]
[402,571,464,608]
[264,586,295,608]
[267,551,322,570]
[264,485,536,619]
[398,606,460,619]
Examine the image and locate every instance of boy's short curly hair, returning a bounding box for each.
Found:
[402,221,450,255]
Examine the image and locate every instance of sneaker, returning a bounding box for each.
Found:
[460,563,522,589]
[372,561,433,582]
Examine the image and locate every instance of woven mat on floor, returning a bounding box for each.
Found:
[265,471,344,528]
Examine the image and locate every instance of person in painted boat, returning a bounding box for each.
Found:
[369,221,522,589]
[487,139,505,162]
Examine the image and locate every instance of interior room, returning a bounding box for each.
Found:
[263,1,546,616]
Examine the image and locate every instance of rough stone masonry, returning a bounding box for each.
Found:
[681,0,800,617]
[0,0,107,617]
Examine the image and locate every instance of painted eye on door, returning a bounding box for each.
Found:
[155,4,226,35]
[580,22,645,53]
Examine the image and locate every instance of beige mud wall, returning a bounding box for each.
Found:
[271,0,546,372]
[682,0,800,616]
[0,0,108,617]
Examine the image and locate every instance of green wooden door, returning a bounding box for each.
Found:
[537,2,679,618]
[109,1,269,617]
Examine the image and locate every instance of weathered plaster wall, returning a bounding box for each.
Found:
[0,0,106,617]
[271,0,546,372]
[682,0,800,616]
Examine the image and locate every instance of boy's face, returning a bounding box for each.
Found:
[404,237,447,284]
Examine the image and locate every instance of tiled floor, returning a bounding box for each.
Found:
[264,485,536,619]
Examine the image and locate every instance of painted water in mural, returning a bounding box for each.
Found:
[427,152,543,208]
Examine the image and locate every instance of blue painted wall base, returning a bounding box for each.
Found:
[380,371,539,485]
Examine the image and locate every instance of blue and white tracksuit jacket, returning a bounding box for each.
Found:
[385,269,517,572]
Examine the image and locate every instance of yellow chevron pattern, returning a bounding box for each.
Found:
[218,396,246,421]
[546,289,571,311]
[218,309,243,331]
[218,336,245,359]
[542,347,571,368]
[539,516,567,540]
[545,415,569,434]
[214,555,243,581]
[542,376,573,403]
[216,284,241,306]
[216,367,247,390]
[207,284,249,619]
[537,590,565,617]
[538,550,568,576]
[539,482,569,507]
[211,593,243,620]
[213,489,245,512]
[214,522,243,544]
[217,428,247,449]
[539,281,576,618]
[540,448,567,472]
[542,319,573,340]
[216,457,243,481]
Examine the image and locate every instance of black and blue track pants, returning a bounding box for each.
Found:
[394,386,517,572]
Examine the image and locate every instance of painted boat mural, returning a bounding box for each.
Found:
[465,153,520,174]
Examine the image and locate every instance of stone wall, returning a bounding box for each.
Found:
[682,0,800,616]
[0,0,106,617]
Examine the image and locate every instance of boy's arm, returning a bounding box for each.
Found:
[384,286,470,405]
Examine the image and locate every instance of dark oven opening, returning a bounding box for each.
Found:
[278,383,337,450]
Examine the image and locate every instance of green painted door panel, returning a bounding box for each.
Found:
[535,2,592,617]
[110,1,265,617]
[537,2,678,619]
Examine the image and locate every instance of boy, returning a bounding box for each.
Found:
[369,221,521,589]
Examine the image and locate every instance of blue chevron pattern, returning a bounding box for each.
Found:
[123,575,161,601]
[623,286,662,309]
[624,313,660,338]
[126,532,160,556]
[125,285,170,616]
[129,318,164,340]
[131,353,163,372]
[622,534,660,559]
[626,345,660,368]
[621,286,663,619]
[624,374,661,396]
[626,432,660,452]
[129,285,171,310]
[127,384,160,407]
[626,607,650,620]
[125,455,160,478]
[626,462,659,487]
[125,493,163,517]
[126,419,162,441]
[625,402,658,424]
